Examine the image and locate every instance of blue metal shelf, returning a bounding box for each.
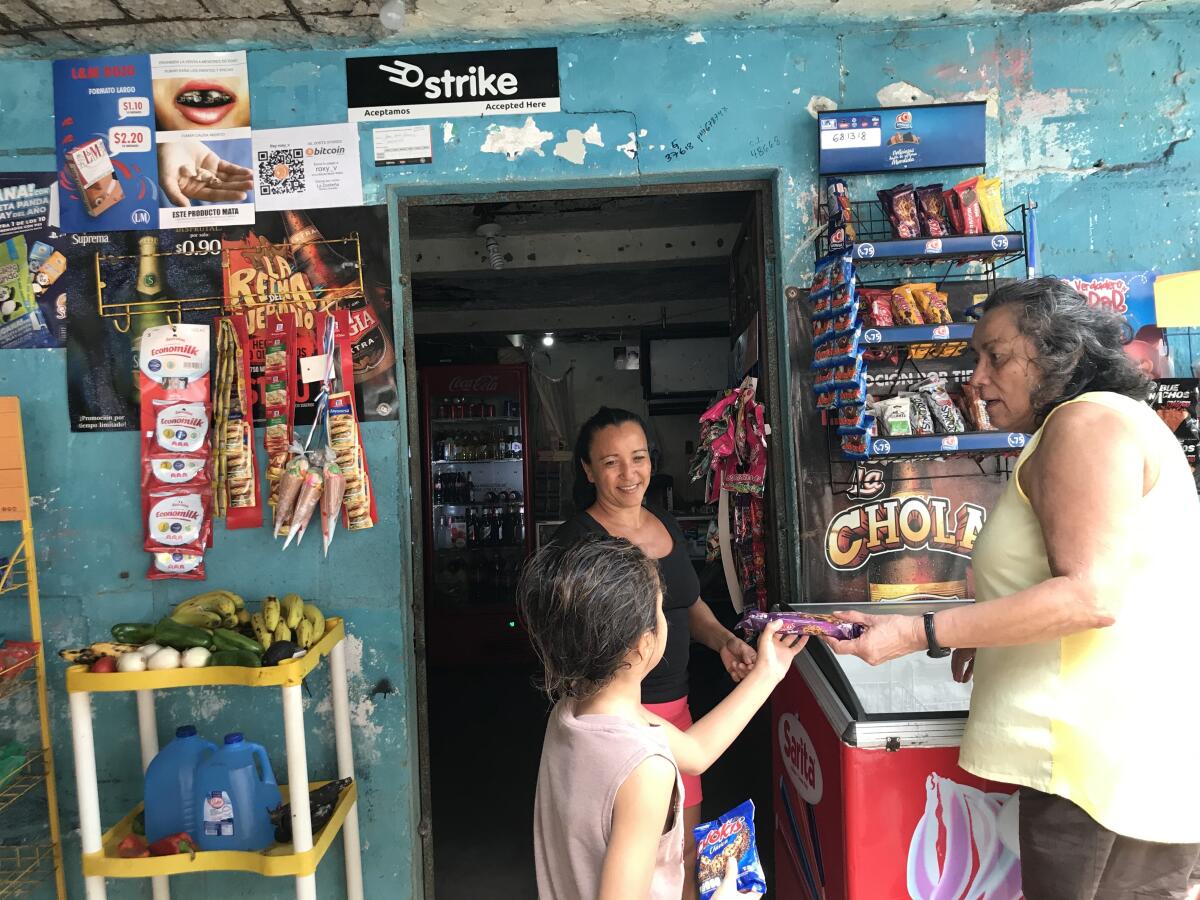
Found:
[862,324,974,346]
[861,432,1030,459]
[852,232,1024,263]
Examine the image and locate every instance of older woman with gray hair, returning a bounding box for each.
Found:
[828,277,1200,899]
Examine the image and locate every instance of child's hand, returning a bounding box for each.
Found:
[711,856,764,898]
[752,620,808,684]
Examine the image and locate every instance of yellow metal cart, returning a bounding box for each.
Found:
[0,397,66,899]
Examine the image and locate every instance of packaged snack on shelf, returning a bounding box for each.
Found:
[943,188,965,234]
[911,284,953,324]
[890,285,926,325]
[813,280,856,321]
[905,391,936,435]
[815,388,838,411]
[836,402,868,431]
[144,456,210,488]
[876,396,914,436]
[976,177,1008,233]
[829,358,865,389]
[146,551,206,581]
[858,287,895,328]
[812,316,836,347]
[835,379,868,408]
[951,178,985,234]
[261,315,296,505]
[959,383,995,431]
[143,488,212,555]
[915,184,951,237]
[918,376,967,434]
[813,327,862,369]
[841,432,870,459]
[837,410,874,437]
[825,178,857,251]
[877,184,920,239]
[694,800,767,900]
[809,250,848,298]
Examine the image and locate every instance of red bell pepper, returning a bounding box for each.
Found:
[148,832,197,859]
[116,834,149,858]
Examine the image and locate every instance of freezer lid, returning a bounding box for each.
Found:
[794,640,971,750]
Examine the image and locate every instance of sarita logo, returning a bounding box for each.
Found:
[378,58,520,100]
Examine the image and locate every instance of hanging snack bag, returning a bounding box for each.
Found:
[878,184,920,239]
[282,460,325,549]
[144,456,209,488]
[815,388,838,411]
[825,178,856,252]
[143,489,211,555]
[809,252,838,298]
[835,378,869,408]
[322,457,347,557]
[261,315,296,506]
[813,327,862,369]
[695,800,767,900]
[221,315,261,528]
[812,316,836,347]
[151,401,209,455]
[976,177,1008,233]
[841,431,870,459]
[890,285,925,325]
[951,178,985,235]
[911,284,953,324]
[836,403,872,434]
[329,391,375,531]
[918,376,967,434]
[273,452,309,539]
[959,383,994,431]
[877,396,914,436]
[147,550,206,582]
[915,184,951,237]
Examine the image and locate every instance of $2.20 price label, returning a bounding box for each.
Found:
[107,125,151,154]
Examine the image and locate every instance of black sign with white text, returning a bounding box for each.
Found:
[347,48,560,122]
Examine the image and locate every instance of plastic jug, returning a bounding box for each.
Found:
[144,725,217,844]
[192,732,282,851]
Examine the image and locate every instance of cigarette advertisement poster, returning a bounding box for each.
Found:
[53,51,254,234]
[65,206,397,432]
[0,173,68,349]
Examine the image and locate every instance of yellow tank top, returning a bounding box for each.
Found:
[959,391,1200,843]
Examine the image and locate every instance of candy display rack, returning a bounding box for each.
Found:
[0,397,66,900]
[64,617,364,900]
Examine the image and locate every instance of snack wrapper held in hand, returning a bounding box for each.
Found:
[738,609,865,640]
[695,800,767,900]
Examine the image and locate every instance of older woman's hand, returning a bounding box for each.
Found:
[819,610,926,666]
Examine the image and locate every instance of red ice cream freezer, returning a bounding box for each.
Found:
[771,607,1025,900]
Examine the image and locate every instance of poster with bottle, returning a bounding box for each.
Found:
[64,205,397,431]
[53,51,254,234]
[0,173,68,349]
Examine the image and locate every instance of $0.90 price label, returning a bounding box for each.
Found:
[107,125,151,153]
[819,127,882,150]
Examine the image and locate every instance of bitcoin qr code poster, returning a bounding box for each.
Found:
[252,123,363,212]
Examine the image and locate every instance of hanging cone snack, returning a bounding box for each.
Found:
[283,464,325,550]
[321,458,346,557]
[273,453,309,539]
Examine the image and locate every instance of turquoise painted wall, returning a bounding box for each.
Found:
[1,11,1198,897]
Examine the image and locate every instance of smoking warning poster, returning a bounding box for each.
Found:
[0,173,68,349]
[64,206,397,432]
[53,51,254,234]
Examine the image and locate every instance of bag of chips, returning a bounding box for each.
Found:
[695,800,767,900]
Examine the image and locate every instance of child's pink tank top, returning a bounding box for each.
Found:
[533,700,684,900]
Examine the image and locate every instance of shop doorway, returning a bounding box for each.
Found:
[392,181,786,899]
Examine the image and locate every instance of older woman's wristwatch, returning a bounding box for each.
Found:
[923,612,951,658]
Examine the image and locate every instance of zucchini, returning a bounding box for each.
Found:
[210,649,261,668]
[212,628,264,657]
[153,617,214,651]
[111,623,156,645]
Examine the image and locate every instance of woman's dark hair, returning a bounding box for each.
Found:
[572,406,650,511]
[982,277,1150,423]
[517,534,662,702]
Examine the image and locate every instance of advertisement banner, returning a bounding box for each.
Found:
[0,173,68,349]
[818,102,987,176]
[64,206,397,432]
[1057,271,1175,378]
[252,123,364,211]
[347,48,560,121]
[54,51,253,234]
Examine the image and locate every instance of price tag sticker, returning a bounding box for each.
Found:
[107,125,151,154]
[117,96,150,120]
[819,127,882,151]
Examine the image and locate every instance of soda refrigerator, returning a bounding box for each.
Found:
[771,609,1024,900]
[419,364,534,665]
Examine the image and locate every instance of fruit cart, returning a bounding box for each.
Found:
[64,618,363,900]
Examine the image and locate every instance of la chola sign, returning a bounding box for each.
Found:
[824,495,986,571]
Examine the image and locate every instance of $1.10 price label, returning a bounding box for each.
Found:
[117,96,150,120]
[107,125,151,154]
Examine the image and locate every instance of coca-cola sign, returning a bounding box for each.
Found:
[447,375,500,393]
[824,495,986,572]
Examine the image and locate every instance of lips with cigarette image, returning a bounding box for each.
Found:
[173,81,238,127]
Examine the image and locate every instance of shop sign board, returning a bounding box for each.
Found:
[53,51,254,233]
[346,48,560,121]
[817,102,986,176]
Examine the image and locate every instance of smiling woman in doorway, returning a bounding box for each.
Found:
[552,406,755,900]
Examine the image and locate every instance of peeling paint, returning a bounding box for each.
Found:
[877,81,935,106]
[442,122,456,144]
[617,131,639,159]
[806,95,837,118]
[480,116,554,160]
[685,31,706,44]
[1004,87,1083,126]
[553,123,604,164]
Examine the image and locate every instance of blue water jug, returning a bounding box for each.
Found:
[193,733,283,851]
[144,725,217,843]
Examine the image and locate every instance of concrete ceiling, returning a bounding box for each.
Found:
[2,0,1198,55]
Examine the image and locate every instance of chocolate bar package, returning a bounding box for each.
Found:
[878,184,920,239]
[915,184,951,237]
[738,609,865,640]
[695,800,767,900]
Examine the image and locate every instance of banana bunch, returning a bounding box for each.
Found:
[170,590,245,630]
[248,594,327,651]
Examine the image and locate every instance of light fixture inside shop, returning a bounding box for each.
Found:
[476,223,505,270]
[542,333,555,347]
[379,0,407,30]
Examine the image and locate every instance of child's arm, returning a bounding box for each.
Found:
[598,755,677,900]
[647,621,805,776]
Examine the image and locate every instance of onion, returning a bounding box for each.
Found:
[117,652,148,673]
[181,647,211,668]
[146,647,182,670]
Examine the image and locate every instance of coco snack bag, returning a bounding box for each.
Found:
[695,800,767,900]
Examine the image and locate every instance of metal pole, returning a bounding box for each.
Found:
[68,691,107,900]
[135,690,170,900]
[330,640,364,900]
[282,683,316,900]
